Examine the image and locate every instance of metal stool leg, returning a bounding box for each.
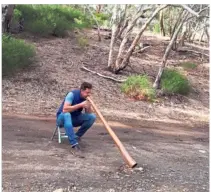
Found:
[58,126,62,144]
[51,126,58,140]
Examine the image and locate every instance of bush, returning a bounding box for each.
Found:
[26,19,54,37]
[14,5,92,37]
[160,69,190,95]
[77,36,88,48]
[13,9,22,21]
[121,75,156,101]
[153,23,160,34]
[2,34,36,76]
[180,62,197,70]
[94,12,110,26]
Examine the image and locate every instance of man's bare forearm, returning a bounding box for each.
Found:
[63,103,83,113]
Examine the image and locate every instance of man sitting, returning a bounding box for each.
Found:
[56,82,96,156]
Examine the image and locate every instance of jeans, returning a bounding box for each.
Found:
[56,112,96,146]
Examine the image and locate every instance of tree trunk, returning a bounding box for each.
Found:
[159,10,165,36]
[117,18,129,39]
[199,28,205,44]
[96,5,102,13]
[179,30,187,47]
[170,9,184,40]
[87,6,101,41]
[191,32,196,42]
[2,4,15,33]
[205,26,210,43]
[114,7,150,73]
[108,24,120,69]
[108,5,122,69]
[114,5,168,73]
[153,11,189,89]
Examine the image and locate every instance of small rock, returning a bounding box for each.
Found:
[199,150,206,153]
[53,189,63,192]
[135,167,144,172]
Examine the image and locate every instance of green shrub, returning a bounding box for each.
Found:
[153,23,160,34]
[121,75,156,101]
[160,69,190,95]
[26,19,54,37]
[14,5,92,37]
[2,34,36,76]
[94,12,110,25]
[13,9,22,20]
[77,36,88,48]
[180,62,197,70]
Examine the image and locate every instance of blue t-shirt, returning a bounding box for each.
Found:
[65,92,74,105]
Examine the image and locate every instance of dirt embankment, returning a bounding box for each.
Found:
[2,30,209,125]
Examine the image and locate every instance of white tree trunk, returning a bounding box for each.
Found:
[114,7,150,72]
[153,11,189,89]
[108,5,122,68]
[114,5,168,73]
[108,24,120,68]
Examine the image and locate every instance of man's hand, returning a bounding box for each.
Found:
[80,100,91,109]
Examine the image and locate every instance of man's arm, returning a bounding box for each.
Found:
[62,92,83,113]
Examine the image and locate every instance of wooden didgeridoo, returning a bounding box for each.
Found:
[87,97,137,168]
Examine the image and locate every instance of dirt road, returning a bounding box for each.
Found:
[2,116,209,192]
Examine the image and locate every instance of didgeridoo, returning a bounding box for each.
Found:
[87,97,137,168]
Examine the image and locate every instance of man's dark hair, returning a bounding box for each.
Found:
[80,82,92,90]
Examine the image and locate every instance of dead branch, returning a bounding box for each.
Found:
[81,65,126,83]
[185,42,209,51]
[186,49,209,58]
[133,46,151,55]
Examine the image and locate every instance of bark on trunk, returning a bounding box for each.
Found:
[153,11,189,89]
[159,10,165,36]
[117,18,129,39]
[205,27,210,43]
[114,5,168,73]
[170,9,184,40]
[108,24,120,69]
[96,5,102,13]
[2,4,15,33]
[179,30,187,46]
[108,5,122,69]
[199,28,205,44]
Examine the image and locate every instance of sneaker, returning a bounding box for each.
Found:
[70,144,85,158]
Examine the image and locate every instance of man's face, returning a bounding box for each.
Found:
[81,88,91,99]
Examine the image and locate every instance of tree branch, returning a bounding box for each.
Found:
[180,4,200,17]
[172,4,210,18]
[198,5,209,15]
